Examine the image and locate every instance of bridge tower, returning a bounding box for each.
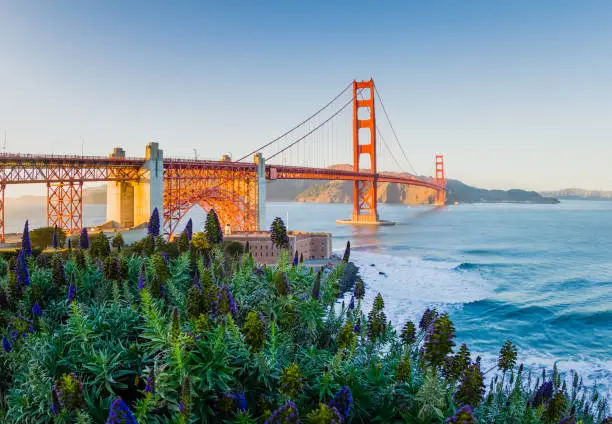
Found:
[435,154,446,205]
[338,79,394,226]
[351,79,378,223]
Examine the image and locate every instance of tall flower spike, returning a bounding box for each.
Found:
[342,240,350,263]
[52,226,59,249]
[311,270,321,300]
[400,321,417,346]
[145,368,156,394]
[79,227,90,249]
[32,302,42,318]
[15,250,30,287]
[217,285,237,316]
[185,217,193,241]
[445,405,476,423]
[138,263,146,290]
[264,401,300,424]
[498,340,518,373]
[419,308,439,331]
[22,220,32,256]
[329,386,353,419]
[2,336,11,353]
[354,278,365,300]
[348,295,355,310]
[106,397,137,424]
[147,207,160,237]
[293,250,299,267]
[67,283,77,303]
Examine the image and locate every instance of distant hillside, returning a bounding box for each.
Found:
[83,185,107,204]
[540,188,612,201]
[446,180,559,204]
[272,166,559,205]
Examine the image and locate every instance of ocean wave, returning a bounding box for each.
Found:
[477,350,612,399]
[452,262,513,272]
[344,250,496,325]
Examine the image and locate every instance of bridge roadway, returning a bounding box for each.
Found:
[0,153,443,192]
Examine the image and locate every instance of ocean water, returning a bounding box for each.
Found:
[4,199,610,395]
[264,200,612,396]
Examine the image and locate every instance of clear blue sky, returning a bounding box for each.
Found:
[1,1,611,191]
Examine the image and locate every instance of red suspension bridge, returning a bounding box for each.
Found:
[0,79,446,242]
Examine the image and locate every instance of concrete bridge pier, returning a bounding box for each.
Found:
[106,142,164,230]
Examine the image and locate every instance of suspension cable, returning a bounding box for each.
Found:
[377,127,406,173]
[374,83,418,175]
[237,81,353,162]
[267,97,353,161]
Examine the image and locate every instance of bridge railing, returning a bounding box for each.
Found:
[0,152,144,163]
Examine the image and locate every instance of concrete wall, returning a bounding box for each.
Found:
[106,143,164,229]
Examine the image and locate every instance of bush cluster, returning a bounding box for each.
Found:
[0,217,609,423]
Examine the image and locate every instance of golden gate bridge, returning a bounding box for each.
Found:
[0,79,446,242]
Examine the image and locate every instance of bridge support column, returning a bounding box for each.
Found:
[106,148,135,227]
[254,152,266,231]
[134,142,164,229]
[47,181,83,233]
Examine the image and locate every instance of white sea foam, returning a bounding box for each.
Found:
[339,249,611,398]
[341,250,496,325]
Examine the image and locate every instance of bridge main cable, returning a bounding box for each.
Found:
[374,83,418,176]
[266,97,353,161]
[237,81,353,162]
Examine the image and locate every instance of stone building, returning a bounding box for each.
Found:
[225,231,332,265]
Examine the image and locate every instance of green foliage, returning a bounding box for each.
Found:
[242,311,266,352]
[205,209,223,246]
[498,340,518,373]
[270,216,289,249]
[0,235,606,424]
[111,232,124,251]
[29,226,67,250]
[423,313,456,368]
[280,363,305,398]
[90,231,111,260]
[457,361,486,408]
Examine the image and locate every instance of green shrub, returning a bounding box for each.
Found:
[0,234,606,424]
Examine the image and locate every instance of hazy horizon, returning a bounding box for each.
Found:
[1,1,611,192]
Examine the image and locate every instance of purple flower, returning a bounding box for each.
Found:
[67,284,77,303]
[147,207,160,237]
[264,401,300,424]
[106,397,137,423]
[185,218,193,241]
[348,296,355,310]
[445,404,476,423]
[531,381,554,407]
[52,227,59,249]
[79,228,89,249]
[22,220,32,256]
[233,392,246,411]
[145,369,155,395]
[15,250,30,286]
[32,302,42,317]
[354,322,361,334]
[217,285,237,316]
[329,386,353,419]
[2,336,11,353]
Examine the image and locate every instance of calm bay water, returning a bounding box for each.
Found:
[5,199,611,394]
